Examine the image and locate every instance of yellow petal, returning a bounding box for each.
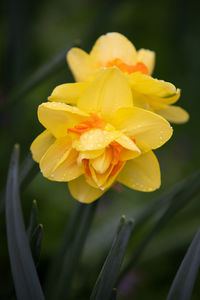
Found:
[67,48,96,82]
[77,149,104,166]
[101,161,125,190]
[117,151,160,191]
[155,105,189,124]
[89,163,113,188]
[132,89,181,111]
[73,129,121,151]
[30,130,55,163]
[48,82,88,105]
[40,136,71,177]
[112,107,173,150]
[120,149,141,161]
[150,89,181,109]
[86,158,121,191]
[40,136,83,181]
[129,72,178,99]
[115,134,141,153]
[49,150,83,181]
[136,49,155,75]
[38,102,89,138]
[77,68,133,120]
[91,148,112,174]
[159,88,181,105]
[68,175,104,203]
[90,32,137,66]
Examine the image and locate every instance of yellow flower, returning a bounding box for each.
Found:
[31,68,172,203]
[67,32,189,124]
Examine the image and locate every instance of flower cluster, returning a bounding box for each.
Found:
[31,33,189,203]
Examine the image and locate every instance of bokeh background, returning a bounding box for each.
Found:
[1,0,200,299]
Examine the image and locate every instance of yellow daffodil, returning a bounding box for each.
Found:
[31,68,172,203]
[67,32,189,124]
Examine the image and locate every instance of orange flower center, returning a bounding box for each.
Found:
[106,58,149,74]
[68,113,106,135]
[82,138,136,178]
[68,116,136,179]
[82,159,92,177]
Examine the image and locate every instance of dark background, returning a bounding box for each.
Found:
[1,0,200,299]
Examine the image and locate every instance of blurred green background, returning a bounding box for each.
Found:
[1,0,200,299]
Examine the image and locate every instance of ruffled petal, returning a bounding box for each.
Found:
[77,68,133,120]
[156,105,189,124]
[86,161,122,191]
[89,163,113,188]
[77,149,105,164]
[117,151,160,191]
[136,49,155,75]
[30,130,55,163]
[115,134,141,153]
[38,102,89,138]
[67,48,96,81]
[40,136,83,181]
[91,148,112,174]
[48,151,83,182]
[112,107,172,151]
[119,149,141,161]
[129,72,178,100]
[90,32,137,66]
[101,161,125,190]
[73,128,121,151]
[132,89,181,112]
[68,175,104,203]
[48,82,88,105]
[40,135,71,177]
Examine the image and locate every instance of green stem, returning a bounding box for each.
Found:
[45,198,99,300]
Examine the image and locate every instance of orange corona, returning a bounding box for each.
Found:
[106,58,149,75]
[68,113,106,135]
[69,117,138,178]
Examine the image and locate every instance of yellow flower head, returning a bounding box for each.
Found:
[31,68,173,203]
[67,32,189,124]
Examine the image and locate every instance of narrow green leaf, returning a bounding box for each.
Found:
[27,200,43,266]
[90,216,134,300]
[110,288,117,300]
[5,145,45,300]
[30,224,43,267]
[0,152,39,214]
[27,199,39,239]
[47,200,98,300]
[167,228,200,300]
[119,169,200,281]
[19,152,39,190]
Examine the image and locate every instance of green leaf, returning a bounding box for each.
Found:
[0,153,39,214]
[27,199,39,239]
[110,288,117,300]
[167,228,200,300]
[119,169,200,281]
[19,153,39,191]
[30,224,43,267]
[90,216,134,300]
[46,200,98,300]
[5,145,45,300]
[27,200,43,266]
